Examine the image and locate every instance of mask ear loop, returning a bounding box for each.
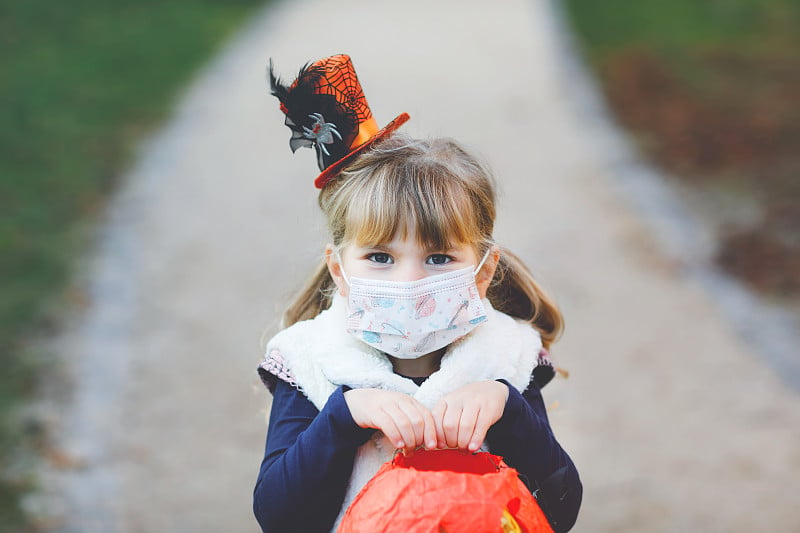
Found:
[335,249,351,286]
[473,246,493,276]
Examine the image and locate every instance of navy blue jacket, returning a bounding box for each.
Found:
[253,376,581,532]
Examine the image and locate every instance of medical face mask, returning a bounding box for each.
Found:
[340,251,490,359]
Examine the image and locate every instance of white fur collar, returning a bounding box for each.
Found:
[263,295,542,410]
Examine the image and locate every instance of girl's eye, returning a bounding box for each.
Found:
[426,254,453,265]
[367,252,393,264]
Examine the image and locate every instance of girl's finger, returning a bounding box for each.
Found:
[405,400,437,450]
[441,403,463,449]
[387,407,419,452]
[469,407,492,452]
[431,401,448,448]
[457,403,480,450]
[420,406,438,450]
[396,401,426,448]
[374,409,405,450]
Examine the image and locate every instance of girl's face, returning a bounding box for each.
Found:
[326,232,499,299]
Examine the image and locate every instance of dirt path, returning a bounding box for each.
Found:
[42,0,800,531]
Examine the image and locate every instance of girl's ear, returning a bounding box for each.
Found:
[325,244,347,297]
[475,246,500,299]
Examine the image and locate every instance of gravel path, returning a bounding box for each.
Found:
[42,0,800,531]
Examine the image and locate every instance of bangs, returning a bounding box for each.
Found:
[320,136,496,253]
[343,158,484,250]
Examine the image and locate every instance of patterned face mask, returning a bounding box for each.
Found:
[340,251,490,359]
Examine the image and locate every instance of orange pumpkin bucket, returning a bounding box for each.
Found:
[337,448,553,533]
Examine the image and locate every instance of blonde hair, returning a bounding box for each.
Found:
[283,135,563,348]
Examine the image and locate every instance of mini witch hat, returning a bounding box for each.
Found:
[269,54,409,189]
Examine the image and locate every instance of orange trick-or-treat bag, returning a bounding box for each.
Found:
[337,448,553,533]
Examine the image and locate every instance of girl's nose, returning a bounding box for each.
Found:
[397,262,427,282]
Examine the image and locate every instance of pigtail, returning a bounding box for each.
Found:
[487,247,563,350]
[283,258,337,327]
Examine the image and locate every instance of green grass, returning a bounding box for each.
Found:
[563,0,797,58]
[0,0,265,528]
[563,0,799,107]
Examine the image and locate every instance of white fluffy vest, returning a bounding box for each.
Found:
[261,296,542,531]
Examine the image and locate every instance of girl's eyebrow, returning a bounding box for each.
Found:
[423,244,456,254]
[357,242,459,253]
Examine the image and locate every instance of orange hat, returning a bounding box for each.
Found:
[269,54,409,188]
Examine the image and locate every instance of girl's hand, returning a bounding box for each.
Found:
[344,388,438,452]
[432,381,509,452]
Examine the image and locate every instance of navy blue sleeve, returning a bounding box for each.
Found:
[487,379,582,533]
[253,379,375,533]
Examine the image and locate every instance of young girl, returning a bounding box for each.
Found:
[255,56,581,532]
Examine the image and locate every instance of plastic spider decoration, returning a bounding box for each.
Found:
[302,113,342,156]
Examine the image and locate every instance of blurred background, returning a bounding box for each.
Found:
[563,0,800,300]
[1,1,265,529]
[1,0,798,531]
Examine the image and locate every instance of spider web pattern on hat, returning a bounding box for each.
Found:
[313,57,373,124]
